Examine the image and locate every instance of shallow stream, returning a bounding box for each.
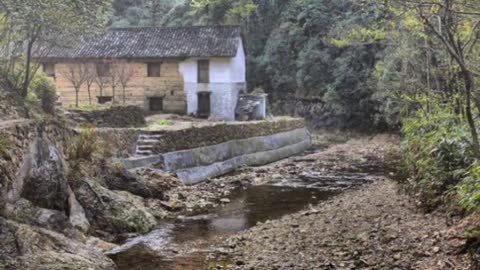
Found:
[109,151,385,270]
[109,183,340,269]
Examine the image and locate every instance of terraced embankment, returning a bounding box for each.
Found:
[124,118,311,184]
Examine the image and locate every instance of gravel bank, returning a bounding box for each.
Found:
[226,179,472,269]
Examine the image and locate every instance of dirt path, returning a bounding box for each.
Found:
[226,180,470,270]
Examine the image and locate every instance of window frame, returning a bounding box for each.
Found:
[197,60,209,83]
[96,63,111,77]
[147,62,162,77]
[42,63,55,77]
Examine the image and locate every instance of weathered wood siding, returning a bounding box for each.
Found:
[51,60,186,114]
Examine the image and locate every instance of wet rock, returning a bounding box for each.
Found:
[106,226,173,268]
[68,188,90,233]
[86,237,118,253]
[71,178,156,234]
[4,199,69,232]
[220,198,231,203]
[0,217,115,270]
[20,134,70,212]
[105,167,178,200]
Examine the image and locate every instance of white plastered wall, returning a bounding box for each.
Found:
[179,38,246,121]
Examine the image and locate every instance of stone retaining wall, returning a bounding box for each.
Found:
[69,106,146,128]
[151,118,305,154]
[93,128,141,158]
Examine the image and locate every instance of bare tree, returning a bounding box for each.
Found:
[113,60,136,105]
[109,61,119,103]
[84,63,96,105]
[94,67,110,103]
[382,0,480,157]
[61,63,89,107]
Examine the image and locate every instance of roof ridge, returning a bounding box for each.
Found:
[43,25,242,59]
[109,25,241,31]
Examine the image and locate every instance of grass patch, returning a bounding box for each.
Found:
[74,104,103,111]
[150,119,170,127]
[0,134,12,157]
[68,127,97,161]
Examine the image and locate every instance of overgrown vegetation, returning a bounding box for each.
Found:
[68,127,98,162]
[402,100,474,210]
[30,75,56,115]
[0,133,11,158]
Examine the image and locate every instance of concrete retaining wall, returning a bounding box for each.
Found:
[122,118,312,185]
[162,128,309,172]
[162,127,310,185]
[176,134,311,185]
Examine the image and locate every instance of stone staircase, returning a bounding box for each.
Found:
[135,131,163,156]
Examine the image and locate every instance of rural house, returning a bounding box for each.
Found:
[41,25,247,121]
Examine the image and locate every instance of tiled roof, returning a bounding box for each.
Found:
[44,26,241,59]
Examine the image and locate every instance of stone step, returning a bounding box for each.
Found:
[137,139,160,145]
[136,145,155,151]
[139,134,163,140]
[135,150,154,156]
[141,130,166,135]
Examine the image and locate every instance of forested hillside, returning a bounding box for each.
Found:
[111,0,389,130]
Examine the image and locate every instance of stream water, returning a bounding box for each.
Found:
[110,184,340,270]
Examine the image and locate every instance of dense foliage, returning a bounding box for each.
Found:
[0,0,112,96]
[402,101,474,209]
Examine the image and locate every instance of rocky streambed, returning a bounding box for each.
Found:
[107,135,399,269]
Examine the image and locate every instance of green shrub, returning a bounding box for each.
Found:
[68,127,97,161]
[458,163,480,212]
[30,74,56,115]
[402,104,474,209]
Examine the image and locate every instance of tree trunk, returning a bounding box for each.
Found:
[462,70,480,158]
[122,86,126,105]
[87,86,92,105]
[75,89,79,108]
[21,40,34,97]
[112,85,115,103]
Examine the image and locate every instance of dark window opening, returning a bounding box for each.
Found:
[197,60,209,83]
[149,97,163,111]
[97,96,113,104]
[147,63,161,77]
[96,63,111,77]
[43,63,55,77]
[197,91,210,118]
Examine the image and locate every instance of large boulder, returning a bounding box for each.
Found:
[68,188,90,233]
[4,199,69,232]
[0,217,116,270]
[71,178,156,234]
[20,134,70,212]
[104,167,180,200]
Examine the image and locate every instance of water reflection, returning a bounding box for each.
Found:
[112,185,339,270]
[169,185,337,244]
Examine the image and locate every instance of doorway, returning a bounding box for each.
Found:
[197,92,211,118]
